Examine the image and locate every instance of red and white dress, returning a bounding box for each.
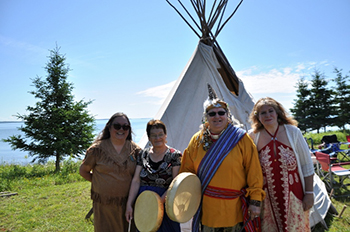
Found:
[258,127,310,232]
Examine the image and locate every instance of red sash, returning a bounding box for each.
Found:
[204,185,261,232]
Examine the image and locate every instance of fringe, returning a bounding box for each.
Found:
[91,189,127,206]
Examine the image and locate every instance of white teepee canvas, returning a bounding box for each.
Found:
[139,41,254,152]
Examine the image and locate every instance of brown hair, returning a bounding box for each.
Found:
[249,97,298,133]
[96,112,133,141]
[146,119,167,138]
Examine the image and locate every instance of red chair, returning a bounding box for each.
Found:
[347,135,350,148]
[315,151,350,196]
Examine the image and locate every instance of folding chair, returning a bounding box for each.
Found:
[315,151,350,197]
[346,135,350,148]
[320,135,350,162]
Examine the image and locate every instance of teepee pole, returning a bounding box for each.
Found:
[216,0,243,36]
[214,1,228,36]
[166,0,201,38]
[208,0,225,29]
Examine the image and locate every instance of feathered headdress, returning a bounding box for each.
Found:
[203,83,228,112]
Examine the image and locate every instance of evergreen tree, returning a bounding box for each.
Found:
[308,70,334,133]
[290,77,311,132]
[3,46,95,172]
[332,68,350,130]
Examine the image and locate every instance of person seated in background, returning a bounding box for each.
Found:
[125,119,182,232]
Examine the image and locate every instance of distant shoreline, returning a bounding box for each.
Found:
[0,118,151,124]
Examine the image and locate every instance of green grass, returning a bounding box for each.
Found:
[0,160,94,232]
[0,147,350,231]
[306,130,350,231]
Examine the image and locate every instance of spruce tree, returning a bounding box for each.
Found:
[332,68,350,130]
[290,77,311,132]
[308,70,334,133]
[4,46,95,172]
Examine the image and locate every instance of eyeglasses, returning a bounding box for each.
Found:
[207,111,226,117]
[150,133,165,139]
[113,124,130,131]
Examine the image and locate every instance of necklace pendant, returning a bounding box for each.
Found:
[211,134,219,140]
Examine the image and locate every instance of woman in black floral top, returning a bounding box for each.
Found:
[126,119,182,232]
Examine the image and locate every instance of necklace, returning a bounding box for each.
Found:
[208,128,225,140]
[201,127,226,151]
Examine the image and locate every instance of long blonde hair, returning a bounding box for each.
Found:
[249,97,298,133]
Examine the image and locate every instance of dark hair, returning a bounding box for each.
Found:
[146,119,167,138]
[96,112,133,141]
[249,97,298,133]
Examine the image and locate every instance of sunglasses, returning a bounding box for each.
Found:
[113,124,130,131]
[207,111,226,117]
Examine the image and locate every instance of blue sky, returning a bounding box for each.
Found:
[1,0,349,121]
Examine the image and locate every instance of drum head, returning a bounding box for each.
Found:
[134,190,163,232]
[165,172,201,223]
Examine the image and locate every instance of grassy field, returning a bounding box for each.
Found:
[1,137,350,231]
[0,160,94,232]
[306,130,350,231]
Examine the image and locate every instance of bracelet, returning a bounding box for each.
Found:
[305,191,314,195]
[249,200,261,207]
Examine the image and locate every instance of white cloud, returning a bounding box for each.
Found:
[137,80,176,99]
[237,62,331,95]
[238,67,301,94]
[134,80,177,108]
[0,35,46,55]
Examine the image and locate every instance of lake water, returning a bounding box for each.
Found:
[0,118,150,165]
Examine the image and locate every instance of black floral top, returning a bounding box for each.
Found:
[137,146,182,189]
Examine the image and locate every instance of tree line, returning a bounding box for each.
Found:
[290,68,350,133]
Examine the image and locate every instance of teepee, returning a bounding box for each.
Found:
[139,0,254,152]
[138,1,333,230]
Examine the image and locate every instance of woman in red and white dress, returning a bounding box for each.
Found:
[248,97,314,232]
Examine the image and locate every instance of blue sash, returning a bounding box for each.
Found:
[192,124,246,232]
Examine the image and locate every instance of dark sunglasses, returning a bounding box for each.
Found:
[207,111,226,117]
[113,124,130,130]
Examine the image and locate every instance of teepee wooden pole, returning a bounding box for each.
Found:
[216,0,244,36]
[165,0,201,38]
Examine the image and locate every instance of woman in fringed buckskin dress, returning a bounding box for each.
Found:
[80,112,141,232]
[248,97,314,232]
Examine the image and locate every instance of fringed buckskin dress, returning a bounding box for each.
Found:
[83,139,141,232]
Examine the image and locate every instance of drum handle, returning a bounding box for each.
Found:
[128,219,132,232]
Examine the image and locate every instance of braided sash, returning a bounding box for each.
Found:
[203,186,261,232]
[192,124,246,232]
